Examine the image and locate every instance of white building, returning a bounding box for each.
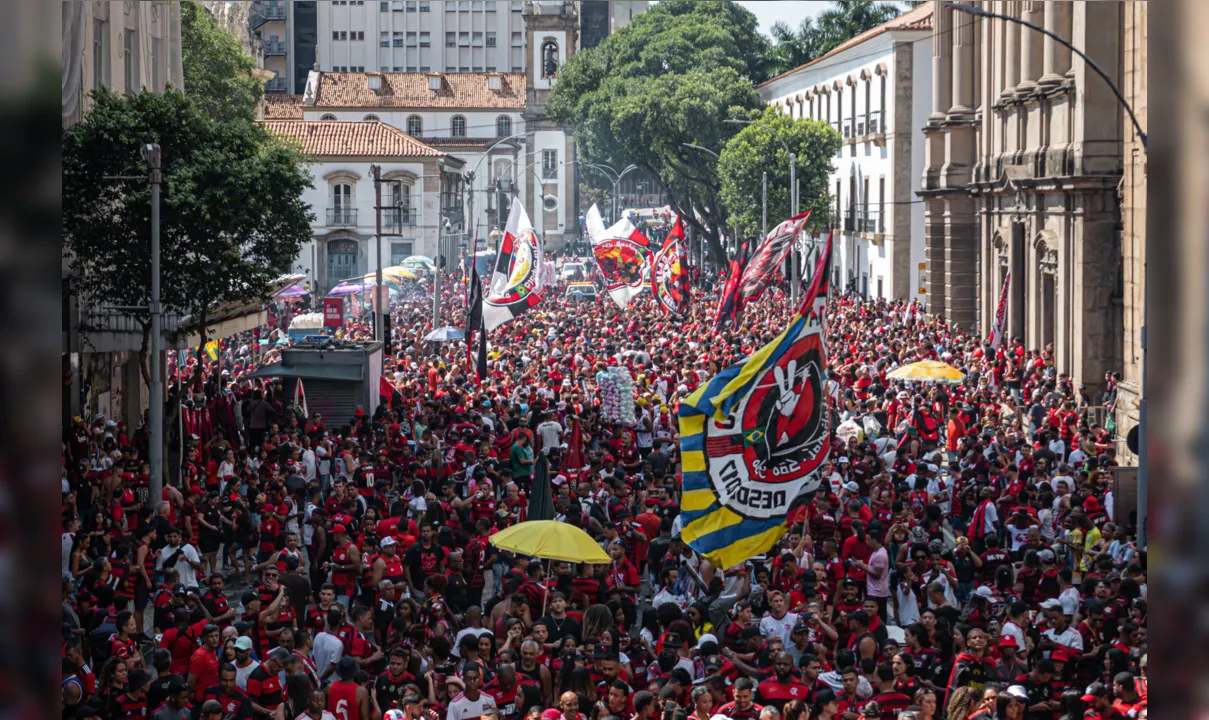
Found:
[757,4,932,303]
[263,116,466,294]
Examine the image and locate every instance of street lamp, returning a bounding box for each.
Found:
[465,132,527,251]
[575,161,638,223]
[725,117,799,304]
[140,144,164,508]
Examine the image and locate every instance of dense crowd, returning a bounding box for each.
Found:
[62,254,1146,720]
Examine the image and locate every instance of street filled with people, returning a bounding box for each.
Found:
[63,245,1146,720]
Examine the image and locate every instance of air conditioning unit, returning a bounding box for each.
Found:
[487,74,502,91]
[368,75,382,90]
[427,74,442,91]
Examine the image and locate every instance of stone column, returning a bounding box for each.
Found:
[1040,0,1073,85]
[1001,1,1020,99]
[950,3,975,114]
[931,0,952,121]
[925,201,948,318]
[1018,1,1044,91]
[945,196,980,330]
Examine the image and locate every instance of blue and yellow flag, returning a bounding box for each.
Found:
[678,231,834,569]
[203,340,220,362]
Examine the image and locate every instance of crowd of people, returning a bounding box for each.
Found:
[62,249,1146,720]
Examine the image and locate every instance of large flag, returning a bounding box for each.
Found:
[586,203,654,310]
[714,240,752,332]
[989,271,1011,350]
[678,231,834,569]
[294,378,308,417]
[651,215,691,315]
[739,210,811,302]
[466,261,485,380]
[483,198,546,331]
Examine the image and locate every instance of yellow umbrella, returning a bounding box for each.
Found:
[381,265,418,280]
[887,360,965,384]
[489,520,611,564]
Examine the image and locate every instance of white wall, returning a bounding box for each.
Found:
[302,107,523,138]
[910,33,932,307]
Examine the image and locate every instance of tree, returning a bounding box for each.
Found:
[718,106,842,240]
[548,0,771,265]
[767,1,905,75]
[63,87,313,381]
[180,0,263,123]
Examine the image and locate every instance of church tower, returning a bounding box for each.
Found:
[521,1,579,253]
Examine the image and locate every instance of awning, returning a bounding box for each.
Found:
[178,274,307,347]
[245,363,364,381]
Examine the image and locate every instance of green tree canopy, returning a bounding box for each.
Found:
[718,106,842,240]
[547,0,771,264]
[767,0,906,76]
[63,87,313,355]
[181,0,263,123]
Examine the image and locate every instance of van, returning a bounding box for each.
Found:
[565,282,598,301]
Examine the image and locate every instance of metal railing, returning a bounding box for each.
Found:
[261,2,286,20]
[383,207,417,231]
[264,77,289,93]
[326,208,359,227]
[842,209,883,234]
[264,40,287,55]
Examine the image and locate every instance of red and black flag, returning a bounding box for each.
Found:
[739,210,811,302]
[714,239,752,332]
[466,261,488,385]
[652,215,691,315]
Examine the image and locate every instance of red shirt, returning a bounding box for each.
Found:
[188,646,220,701]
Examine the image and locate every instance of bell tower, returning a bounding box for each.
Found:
[521,1,579,253]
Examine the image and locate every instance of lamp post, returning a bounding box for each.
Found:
[141,144,164,507]
[724,118,797,304]
[946,1,1148,547]
[466,132,527,255]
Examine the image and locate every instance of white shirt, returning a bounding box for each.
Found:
[535,421,564,454]
[652,587,690,611]
[759,611,799,645]
[894,583,920,626]
[1001,621,1027,652]
[451,627,493,658]
[446,692,498,720]
[302,449,317,482]
[157,542,202,589]
[982,503,999,534]
[313,631,344,679]
[1043,625,1084,652]
[234,659,260,690]
[294,712,337,720]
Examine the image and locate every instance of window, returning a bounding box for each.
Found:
[446,32,456,48]
[151,36,164,89]
[511,66,523,73]
[486,31,497,47]
[473,0,483,9]
[488,74,501,90]
[406,0,417,10]
[406,115,423,136]
[355,65,365,72]
[406,66,416,71]
[393,31,405,46]
[486,1,497,10]
[321,113,338,120]
[472,32,483,47]
[451,116,467,137]
[332,183,352,210]
[542,149,558,178]
[540,38,559,78]
[459,66,470,73]
[459,0,470,9]
[419,0,431,11]
[381,1,389,10]
[511,32,523,47]
[419,32,430,47]
[496,116,512,137]
[332,31,340,40]
[420,66,430,72]
[364,114,380,122]
[392,0,403,9]
[380,31,389,47]
[123,29,140,92]
[381,65,390,72]
[92,18,108,90]
[485,65,496,72]
[428,74,442,90]
[355,31,365,41]
[512,1,522,11]
[407,31,417,46]
[459,32,470,47]
[445,65,456,72]
[390,242,415,265]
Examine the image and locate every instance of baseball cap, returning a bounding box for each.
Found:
[838,456,850,464]
[1051,647,1074,663]
[1081,683,1110,703]
[1038,549,1056,562]
[998,635,1019,650]
[1039,599,1062,611]
[973,585,994,598]
[381,536,398,547]
[844,481,860,493]
[234,636,254,651]
[1005,686,1029,701]
[331,524,348,535]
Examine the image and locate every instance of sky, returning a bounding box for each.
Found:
[734,1,830,34]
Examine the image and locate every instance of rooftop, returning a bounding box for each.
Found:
[263,120,444,157]
[757,3,934,88]
[313,71,527,109]
[264,94,304,120]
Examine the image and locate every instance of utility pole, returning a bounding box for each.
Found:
[789,152,799,305]
[142,144,164,508]
[762,171,768,240]
[371,164,386,344]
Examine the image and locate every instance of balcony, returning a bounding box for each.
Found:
[264,77,289,93]
[264,40,287,55]
[842,209,885,239]
[327,208,359,227]
[383,207,417,232]
[263,2,286,19]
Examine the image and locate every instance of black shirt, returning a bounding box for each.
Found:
[147,673,184,711]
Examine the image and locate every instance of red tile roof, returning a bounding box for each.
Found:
[262,120,444,158]
[758,3,934,88]
[315,72,527,109]
[264,94,304,119]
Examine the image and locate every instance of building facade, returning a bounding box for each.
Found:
[1114,1,1146,458]
[263,119,465,294]
[579,1,646,50]
[759,4,933,303]
[251,0,317,94]
[920,0,1127,397]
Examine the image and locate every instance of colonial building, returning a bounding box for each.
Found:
[920,0,1127,396]
[759,3,933,302]
[1115,1,1146,457]
[263,116,465,294]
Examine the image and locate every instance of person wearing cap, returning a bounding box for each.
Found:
[230,634,259,691]
[993,635,1028,684]
[327,657,373,720]
[1080,683,1118,720]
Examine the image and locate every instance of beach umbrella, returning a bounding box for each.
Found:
[489,521,611,564]
[328,278,374,296]
[887,360,965,384]
[424,326,466,342]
